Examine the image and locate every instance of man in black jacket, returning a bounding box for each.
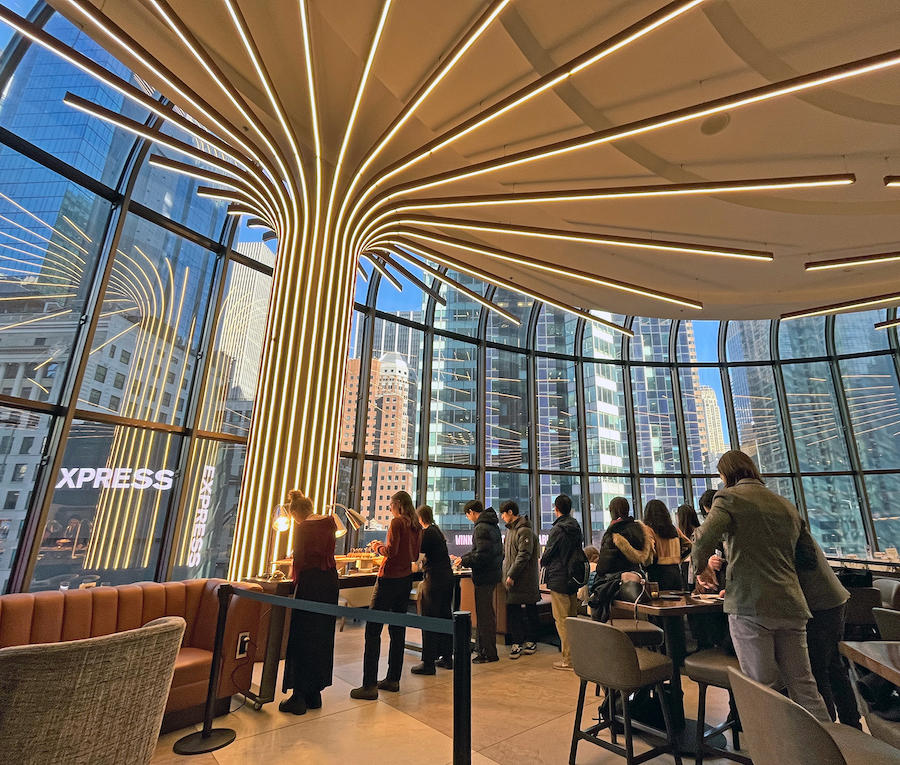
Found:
[540,494,582,670]
[460,499,503,663]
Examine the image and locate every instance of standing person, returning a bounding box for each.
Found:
[351,491,422,699]
[280,490,339,715]
[677,503,701,587]
[692,450,830,722]
[643,499,690,591]
[797,521,861,728]
[411,504,454,675]
[499,500,540,659]
[540,494,583,671]
[460,499,503,664]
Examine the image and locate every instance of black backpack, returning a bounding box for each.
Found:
[567,546,590,589]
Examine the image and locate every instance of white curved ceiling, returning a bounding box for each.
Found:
[50,0,900,320]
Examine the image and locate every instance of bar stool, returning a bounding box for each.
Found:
[567,617,683,765]
[683,648,751,765]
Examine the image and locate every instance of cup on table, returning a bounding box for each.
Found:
[647,581,660,599]
[59,581,70,592]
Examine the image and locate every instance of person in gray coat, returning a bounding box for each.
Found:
[500,500,540,659]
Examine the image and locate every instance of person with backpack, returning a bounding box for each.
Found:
[460,499,504,664]
[539,494,584,671]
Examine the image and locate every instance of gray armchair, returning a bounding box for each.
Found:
[0,615,185,765]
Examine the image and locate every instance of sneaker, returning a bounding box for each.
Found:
[350,686,378,700]
[552,660,573,671]
[435,657,454,670]
[509,644,523,659]
[522,642,537,655]
[472,654,500,664]
[377,679,400,692]
[410,662,436,675]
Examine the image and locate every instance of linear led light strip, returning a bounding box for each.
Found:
[376,215,774,261]
[370,228,703,309]
[376,240,635,337]
[371,0,706,191]
[368,245,520,326]
[806,250,900,271]
[196,186,271,223]
[380,174,857,212]
[362,253,403,292]
[0,189,90,258]
[376,252,447,306]
[781,292,900,320]
[354,45,900,246]
[874,316,900,331]
[885,177,900,186]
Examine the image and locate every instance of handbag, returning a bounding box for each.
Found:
[679,534,692,561]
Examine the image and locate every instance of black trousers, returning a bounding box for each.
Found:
[807,602,861,728]
[363,574,412,686]
[473,582,498,660]
[506,602,538,646]
[420,572,454,666]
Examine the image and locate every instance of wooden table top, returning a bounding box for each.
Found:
[840,641,900,687]
[614,592,726,617]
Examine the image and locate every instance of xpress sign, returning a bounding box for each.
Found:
[56,467,174,491]
[187,465,216,567]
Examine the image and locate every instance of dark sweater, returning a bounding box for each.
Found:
[461,508,503,586]
[420,524,452,579]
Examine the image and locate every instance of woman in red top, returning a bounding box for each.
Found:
[350,490,421,699]
[280,490,339,715]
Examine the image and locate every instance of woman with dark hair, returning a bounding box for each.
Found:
[677,503,702,587]
[351,490,422,699]
[692,449,830,721]
[643,499,690,591]
[594,497,653,578]
[411,504,454,674]
[280,489,339,715]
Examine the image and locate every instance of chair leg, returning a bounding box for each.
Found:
[657,681,683,765]
[696,682,707,765]
[569,679,587,765]
[622,690,634,765]
[729,690,741,751]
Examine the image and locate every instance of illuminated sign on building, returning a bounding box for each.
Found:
[187,465,216,567]
[56,467,175,490]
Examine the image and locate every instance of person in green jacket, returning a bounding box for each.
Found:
[692,450,830,722]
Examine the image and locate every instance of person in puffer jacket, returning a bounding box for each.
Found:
[460,500,503,663]
[595,496,654,577]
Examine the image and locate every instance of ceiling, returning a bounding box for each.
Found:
[49,0,900,320]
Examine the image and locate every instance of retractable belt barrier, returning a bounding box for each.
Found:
[173,583,473,765]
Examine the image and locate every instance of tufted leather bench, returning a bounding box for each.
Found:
[0,579,261,731]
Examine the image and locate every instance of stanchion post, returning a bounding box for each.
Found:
[173,583,237,755]
[452,610,472,765]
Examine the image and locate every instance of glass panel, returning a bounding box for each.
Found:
[587,476,632,545]
[339,312,363,453]
[631,366,680,473]
[433,269,485,336]
[0,14,147,186]
[197,261,271,436]
[485,348,528,469]
[638,478,685,516]
[691,477,721,513]
[486,287,533,348]
[429,337,477,465]
[0,405,52,592]
[765,476,796,506]
[802,475,866,557]
[485,471,530,520]
[359,460,418,531]
[863,474,900,554]
[426,465,476,558]
[728,365,790,473]
[839,355,900,470]
[536,474,581,537]
[630,317,671,362]
[583,361,628,473]
[354,262,372,305]
[234,231,276,269]
[725,320,772,362]
[536,357,579,471]
[170,440,245,580]
[0,2,42,52]
[374,259,428,318]
[535,305,577,354]
[677,320,720,363]
[835,309,889,355]
[366,319,423,460]
[583,313,627,360]
[131,122,230,239]
[77,214,215,425]
[782,362,850,471]
[0,154,111,404]
[31,420,180,589]
[681,368,730,475]
[778,316,825,359]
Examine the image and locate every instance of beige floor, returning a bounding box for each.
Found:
[151,622,739,765]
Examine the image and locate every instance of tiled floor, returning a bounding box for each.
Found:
[151,623,739,764]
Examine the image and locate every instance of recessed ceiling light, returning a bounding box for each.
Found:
[700,112,730,135]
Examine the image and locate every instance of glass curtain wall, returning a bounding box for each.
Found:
[0,3,272,592]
